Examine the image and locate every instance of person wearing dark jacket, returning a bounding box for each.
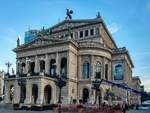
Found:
[122,103,128,113]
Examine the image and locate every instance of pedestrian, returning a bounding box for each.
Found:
[122,102,127,113]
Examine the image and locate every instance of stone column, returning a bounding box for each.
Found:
[18,62,21,74]
[78,56,82,79]
[14,80,20,104]
[45,54,49,75]
[91,55,94,79]
[51,82,57,104]
[25,58,29,74]
[4,81,10,103]
[108,62,111,80]
[67,50,70,77]
[34,56,39,73]
[56,53,60,75]
[36,83,44,104]
[102,57,105,79]
[24,80,32,104]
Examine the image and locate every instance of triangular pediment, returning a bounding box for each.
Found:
[50,19,101,32]
[15,38,54,51]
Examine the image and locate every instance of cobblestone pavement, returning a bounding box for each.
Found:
[0,108,149,113]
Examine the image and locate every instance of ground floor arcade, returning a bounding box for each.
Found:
[4,76,113,106]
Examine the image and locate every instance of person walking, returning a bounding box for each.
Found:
[122,102,127,113]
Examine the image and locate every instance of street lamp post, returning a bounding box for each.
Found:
[122,83,129,104]
[52,64,67,113]
[17,78,26,103]
[53,75,67,113]
[92,79,102,105]
[5,62,12,76]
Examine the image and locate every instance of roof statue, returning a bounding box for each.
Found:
[96,12,101,18]
[17,36,20,47]
[66,9,73,20]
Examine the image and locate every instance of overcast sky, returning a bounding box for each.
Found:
[0,0,150,91]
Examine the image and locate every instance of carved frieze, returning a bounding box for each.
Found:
[51,22,88,32]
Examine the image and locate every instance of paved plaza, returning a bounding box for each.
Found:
[0,108,149,113]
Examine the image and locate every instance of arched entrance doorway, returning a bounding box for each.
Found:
[97,89,102,105]
[32,84,38,104]
[82,88,89,104]
[44,85,52,104]
[9,85,14,102]
[20,85,26,103]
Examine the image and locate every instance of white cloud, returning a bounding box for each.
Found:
[0,65,6,72]
[108,23,120,34]
[141,79,150,92]
[0,64,16,74]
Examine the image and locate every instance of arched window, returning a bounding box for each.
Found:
[82,62,90,79]
[114,64,123,80]
[40,60,45,72]
[29,62,35,73]
[105,64,108,80]
[95,62,101,79]
[61,58,67,77]
[21,63,26,74]
[50,59,56,76]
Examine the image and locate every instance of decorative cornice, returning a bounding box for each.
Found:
[14,39,78,53]
[112,47,134,68]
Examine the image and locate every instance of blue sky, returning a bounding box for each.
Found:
[0,0,150,91]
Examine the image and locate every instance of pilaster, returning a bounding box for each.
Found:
[56,52,60,75]
[34,56,39,73]
[78,56,82,79]
[45,54,49,75]
[4,81,10,103]
[14,80,20,104]
[102,57,105,79]
[91,55,94,79]
[25,57,29,74]
[24,80,32,104]
[36,82,44,104]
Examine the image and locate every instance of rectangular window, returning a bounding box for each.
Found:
[90,29,94,36]
[71,33,73,39]
[85,30,89,37]
[79,31,83,38]
[96,28,99,35]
